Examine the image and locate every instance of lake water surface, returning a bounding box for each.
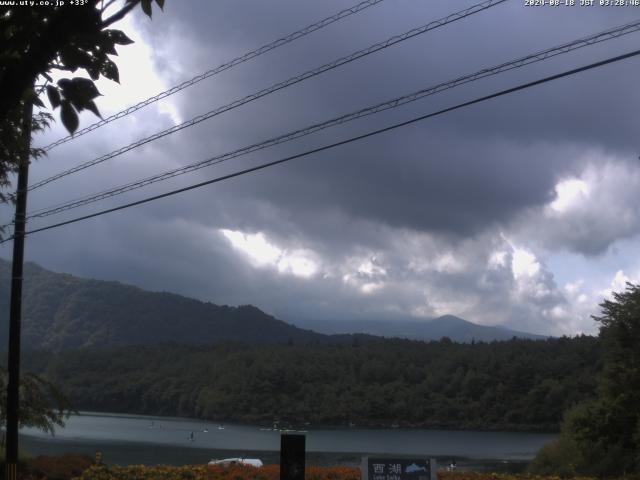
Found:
[20,412,557,466]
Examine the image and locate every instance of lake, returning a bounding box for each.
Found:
[19,412,557,467]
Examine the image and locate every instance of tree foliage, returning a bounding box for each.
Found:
[0,367,74,439]
[0,0,164,210]
[530,283,640,477]
[0,0,164,436]
[22,335,601,432]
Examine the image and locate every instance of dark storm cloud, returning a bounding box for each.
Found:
[4,0,640,335]
[147,0,640,151]
[124,0,640,245]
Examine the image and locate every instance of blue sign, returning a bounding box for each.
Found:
[362,458,436,480]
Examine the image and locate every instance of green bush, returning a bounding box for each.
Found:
[528,437,580,477]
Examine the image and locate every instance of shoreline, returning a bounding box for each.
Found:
[19,411,555,466]
[70,410,559,435]
[20,435,530,472]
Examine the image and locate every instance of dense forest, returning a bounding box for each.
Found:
[22,336,600,432]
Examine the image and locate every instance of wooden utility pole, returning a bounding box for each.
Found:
[5,99,33,480]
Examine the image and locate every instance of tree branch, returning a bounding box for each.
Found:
[100,0,118,13]
[47,64,73,71]
[102,0,139,28]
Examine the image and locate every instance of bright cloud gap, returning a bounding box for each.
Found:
[221,229,318,278]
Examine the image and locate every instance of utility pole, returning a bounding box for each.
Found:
[5,98,33,480]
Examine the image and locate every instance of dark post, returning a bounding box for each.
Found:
[5,99,33,480]
[280,434,305,480]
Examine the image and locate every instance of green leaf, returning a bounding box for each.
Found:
[100,58,119,83]
[87,65,100,80]
[84,100,102,119]
[60,101,79,134]
[155,0,165,9]
[65,77,101,101]
[99,37,118,56]
[59,46,90,72]
[141,0,152,18]
[75,77,100,95]
[46,84,61,107]
[32,96,45,108]
[58,78,103,117]
[106,29,134,46]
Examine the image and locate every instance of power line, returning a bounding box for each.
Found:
[40,0,387,152]
[29,0,506,191]
[22,19,640,221]
[4,47,638,244]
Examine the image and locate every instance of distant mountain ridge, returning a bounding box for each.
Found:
[289,314,546,342]
[0,259,543,350]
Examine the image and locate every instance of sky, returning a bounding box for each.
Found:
[2,0,640,336]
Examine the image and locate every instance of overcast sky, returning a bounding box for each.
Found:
[2,0,640,336]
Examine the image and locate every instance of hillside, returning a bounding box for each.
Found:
[0,259,331,351]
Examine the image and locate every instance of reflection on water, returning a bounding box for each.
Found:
[20,412,557,466]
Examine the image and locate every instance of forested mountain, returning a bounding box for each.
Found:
[23,336,601,432]
[0,259,331,351]
[0,259,543,350]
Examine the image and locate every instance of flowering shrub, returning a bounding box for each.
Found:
[439,473,597,480]
[10,454,94,480]
[71,464,361,480]
[59,464,605,480]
